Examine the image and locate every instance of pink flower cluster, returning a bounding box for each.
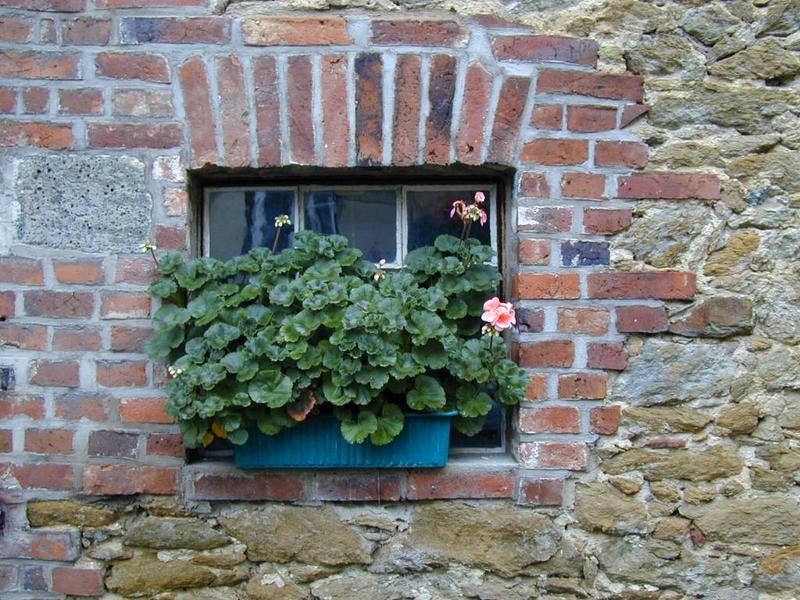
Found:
[481,297,516,332]
[450,192,488,226]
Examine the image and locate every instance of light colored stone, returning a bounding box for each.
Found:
[755,545,800,591]
[716,402,759,434]
[603,445,743,482]
[758,0,800,36]
[575,482,650,534]
[105,556,219,597]
[609,477,642,495]
[27,500,117,528]
[704,231,760,276]
[710,39,800,80]
[310,574,408,600]
[649,482,680,503]
[653,517,690,540]
[728,147,800,194]
[125,517,230,551]
[246,564,308,600]
[625,34,705,77]
[681,4,741,45]
[624,406,712,432]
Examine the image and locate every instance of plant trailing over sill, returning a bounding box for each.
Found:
[145,216,527,449]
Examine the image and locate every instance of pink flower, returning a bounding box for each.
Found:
[481,297,516,332]
[450,200,465,219]
[474,191,485,204]
[478,208,488,226]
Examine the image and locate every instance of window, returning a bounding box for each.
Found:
[201,182,506,452]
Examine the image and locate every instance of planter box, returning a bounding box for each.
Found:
[235,412,457,469]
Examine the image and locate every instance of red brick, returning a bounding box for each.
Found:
[518,238,550,265]
[146,433,184,458]
[0,51,78,80]
[155,225,188,251]
[97,0,206,6]
[567,105,617,132]
[242,16,352,46]
[252,55,280,166]
[519,478,564,506]
[0,291,13,318]
[96,52,170,83]
[22,87,48,113]
[0,87,15,113]
[0,121,73,149]
[55,393,108,421]
[100,292,150,319]
[591,404,621,434]
[492,35,598,66]
[520,406,580,434]
[641,437,686,449]
[179,55,218,165]
[487,76,530,164]
[518,206,572,233]
[425,54,457,164]
[0,430,11,453]
[0,324,47,350]
[519,340,574,368]
[83,465,178,495]
[618,172,721,200]
[29,360,79,387]
[455,61,493,165]
[355,53,383,166]
[58,88,103,115]
[96,360,147,387]
[587,341,628,370]
[192,472,304,501]
[393,55,422,166]
[52,567,103,597]
[0,394,45,419]
[520,441,587,470]
[119,396,173,423]
[53,260,104,285]
[559,372,608,399]
[0,0,85,9]
[216,54,251,167]
[25,290,93,317]
[15,531,79,563]
[88,122,182,149]
[115,256,158,285]
[14,464,74,491]
[620,103,650,127]
[62,18,110,45]
[315,473,402,502]
[584,208,632,234]
[588,272,696,300]
[515,272,580,299]
[111,325,152,353]
[531,104,562,130]
[537,70,644,102]
[52,327,101,352]
[163,188,188,217]
[88,430,138,458]
[123,17,229,44]
[407,471,514,500]
[0,17,32,43]
[371,20,464,46]
[595,140,648,168]
[112,89,173,117]
[287,55,314,165]
[558,307,609,335]
[521,138,588,165]
[25,429,73,454]
[322,55,349,167]
[526,374,549,401]
[562,172,605,199]
[40,18,56,43]
[616,305,669,333]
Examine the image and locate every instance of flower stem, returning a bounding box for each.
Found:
[272,225,282,253]
[148,248,159,268]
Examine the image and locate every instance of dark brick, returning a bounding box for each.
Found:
[424,54,457,164]
[561,240,610,266]
[355,53,383,166]
[517,307,545,333]
[88,430,138,458]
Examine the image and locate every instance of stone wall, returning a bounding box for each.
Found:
[0,0,798,598]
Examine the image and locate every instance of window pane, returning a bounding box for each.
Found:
[304,190,396,262]
[407,189,491,251]
[450,404,504,448]
[207,190,295,261]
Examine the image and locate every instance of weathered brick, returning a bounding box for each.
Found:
[587,341,628,370]
[55,393,108,421]
[559,372,608,399]
[0,257,43,285]
[112,89,173,117]
[163,188,188,217]
[0,394,45,419]
[487,76,530,164]
[595,140,648,168]
[95,52,170,83]
[287,55,314,165]
[123,17,229,44]
[29,360,80,387]
[407,471,514,500]
[618,172,721,200]
[519,340,574,368]
[62,18,111,45]
[315,473,402,502]
[561,240,610,266]
[531,104,562,130]
[616,305,669,333]
[216,54,252,167]
[0,121,73,149]
[557,307,609,335]
[88,430,138,458]
[110,325,151,353]
[0,17,32,43]
[252,55,280,166]
[515,272,580,299]
[0,51,78,79]
[393,55,422,166]
[519,441,587,470]
[53,260,104,285]
[242,17,352,46]
[25,428,73,454]
[0,430,10,453]
[518,206,572,233]
[371,20,464,46]
[96,360,147,387]
[321,55,349,167]
[562,172,605,199]
[521,139,588,165]
[355,53,382,166]
[155,225,188,251]
[641,437,686,449]
[567,105,617,132]
[40,18,56,43]
[520,406,580,434]
[115,256,158,285]
[537,70,644,102]
[101,292,151,318]
[119,396,172,423]
[88,123,182,149]
[518,238,550,265]
[0,324,48,350]
[52,327,102,351]
[22,87,48,113]
[588,272,696,300]
[0,291,13,317]
[0,87,15,113]
[14,464,74,491]
[526,374,549,401]
[20,564,46,592]
[591,404,621,434]
[83,465,178,495]
[52,567,104,597]
[517,307,545,333]
[25,291,93,317]
[192,472,304,501]
[620,103,649,127]
[519,478,564,506]
[455,61,492,164]
[583,208,632,234]
[179,55,218,165]
[58,88,103,115]
[0,0,85,9]
[97,0,206,6]
[424,54,457,164]
[146,433,184,458]
[151,155,185,182]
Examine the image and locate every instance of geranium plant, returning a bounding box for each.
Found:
[146,194,528,448]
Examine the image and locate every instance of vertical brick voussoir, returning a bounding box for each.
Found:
[355,53,383,166]
[492,35,598,67]
[537,70,644,102]
[425,54,457,165]
[242,17,352,46]
[371,20,464,47]
[618,172,721,200]
[455,61,492,165]
[252,55,281,166]
[322,55,349,167]
[392,55,421,166]
[287,55,315,165]
[588,272,696,300]
[179,56,218,165]
[216,55,252,167]
[487,76,530,165]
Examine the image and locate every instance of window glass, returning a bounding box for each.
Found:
[304,190,397,263]
[450,404,504,449]
[407,189,491,251]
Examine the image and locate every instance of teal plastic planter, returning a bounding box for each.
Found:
[234,412,458,469]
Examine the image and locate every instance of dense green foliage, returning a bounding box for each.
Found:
[146,231,528,448]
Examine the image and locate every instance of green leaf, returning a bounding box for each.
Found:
[269,280,295,306]
[434,234,462,253]
[153,304,190,328]
[456,386,493,418]
[220,351,259,382]
[187,292,224,326]
[370,403,405,445]
[145,326,183,359]
[454,414,487,436]
[341,410,378,444]
[149,277,178,299]
[157,252,184,275]
[411,341,448,369]
[406,375,446,411]
[445,298,468,319]
[227,428,249,445]
[248,370,293,408]
[204,322,241,349]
